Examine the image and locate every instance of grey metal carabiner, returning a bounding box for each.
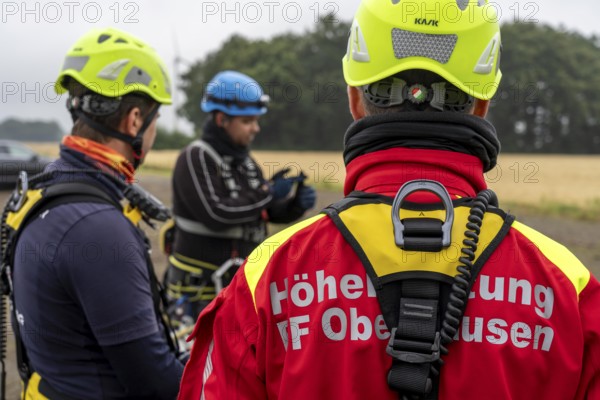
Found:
[391,180,454,249]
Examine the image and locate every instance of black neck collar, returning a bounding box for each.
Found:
[343,112,500,172]
[202,119,250,164]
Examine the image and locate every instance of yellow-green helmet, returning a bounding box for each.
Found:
[55,27,172,104]
[343,0,502,100]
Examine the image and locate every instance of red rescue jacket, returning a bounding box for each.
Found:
[179,148,600,400]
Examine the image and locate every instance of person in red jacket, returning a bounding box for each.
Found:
[178,1,600,399]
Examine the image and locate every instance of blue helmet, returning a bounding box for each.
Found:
[201,70,269,116]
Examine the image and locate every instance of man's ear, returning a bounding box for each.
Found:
[215,112,228,128]
[120,107,142,137]
[347,86,366,121]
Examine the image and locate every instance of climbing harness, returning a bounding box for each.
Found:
[324,180,514,399]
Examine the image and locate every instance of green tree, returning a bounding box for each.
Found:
[0,118,64,142]
[153,126,194,150]
[179,20,600,154]
[489,22,600,153]
[179,17,352,151]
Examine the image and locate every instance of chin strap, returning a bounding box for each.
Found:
[68,96,159,169]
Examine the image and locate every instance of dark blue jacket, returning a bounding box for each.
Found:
[12,155,183,399]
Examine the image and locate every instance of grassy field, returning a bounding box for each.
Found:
[26,143,600,219]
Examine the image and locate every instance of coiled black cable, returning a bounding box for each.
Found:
[439,189,497,357]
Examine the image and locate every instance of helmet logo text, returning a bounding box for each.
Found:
[414,18,439,27]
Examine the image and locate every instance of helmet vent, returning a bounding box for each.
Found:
[98,34,111,44]
[456,0,469,10]
[392,29,458,64]
[115,38,128,44]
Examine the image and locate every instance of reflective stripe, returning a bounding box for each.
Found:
[169,254,218,273]
[62,55,89,72]
[175,216,245,239]
[200,340,215,400]
[190,140,223,165]
[244,214,326,309]
[512,221,590,296]
[166,283,215,302]
[173,253,219,270]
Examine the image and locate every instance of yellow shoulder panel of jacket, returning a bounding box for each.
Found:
[6,189,44,230]
[512,220,590,296]
[338,204,506,278]
[244,214,326,309]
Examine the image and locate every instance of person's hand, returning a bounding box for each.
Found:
[270,168,295,200]
[295,185,316,210]
[271,168,290,181]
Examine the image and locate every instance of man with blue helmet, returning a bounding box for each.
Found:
[163,71,316,324]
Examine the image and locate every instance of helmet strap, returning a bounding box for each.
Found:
[70,105,159,170]
[132,105,160,169]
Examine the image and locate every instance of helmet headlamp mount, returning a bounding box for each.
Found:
[363,78,474,112]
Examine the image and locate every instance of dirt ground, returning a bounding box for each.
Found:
[1,174,598,398]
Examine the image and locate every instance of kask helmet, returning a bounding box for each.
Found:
[55,27,172,104]
[343,0,502,100]
[201,71,269,116]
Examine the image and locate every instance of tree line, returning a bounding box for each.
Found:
[0,118,63,142]
[4,20,600,154]
[180,19,600,154]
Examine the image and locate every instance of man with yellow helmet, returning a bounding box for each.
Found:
[178,1,600,399]
[2,28,184,399]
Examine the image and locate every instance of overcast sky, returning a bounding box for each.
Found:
[2,0,599,136]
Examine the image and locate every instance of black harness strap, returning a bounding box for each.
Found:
[402,219,444,252]
[324,194,445,399]
[143,237,178,353]
[386,280,441,399]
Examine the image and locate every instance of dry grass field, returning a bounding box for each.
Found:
[27,143,600,211]
[26,142,600,270]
